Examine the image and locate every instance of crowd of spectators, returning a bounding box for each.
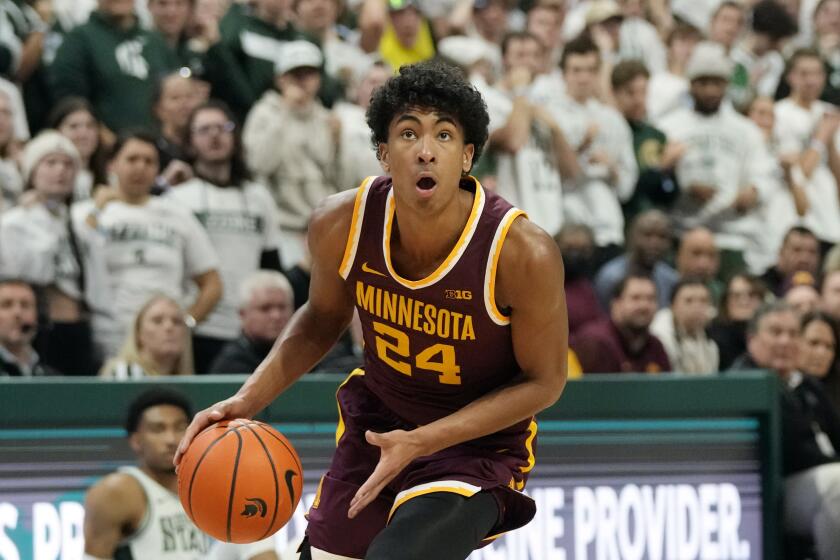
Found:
[6,0,840,553]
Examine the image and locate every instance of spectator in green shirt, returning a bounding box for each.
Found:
[50,0,180,133]
[611,59,683,224]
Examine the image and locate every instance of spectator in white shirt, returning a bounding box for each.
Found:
[475,30,580,237]
[658,41,776,280]
[168,100,283,372]
[77,130,222,358]
[552,32,637,262]
[647,23,701,122]
[47,97,109,201]
[0,131,97,374]
[774,48,840,252]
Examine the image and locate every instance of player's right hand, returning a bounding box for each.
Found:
[174,395,253,468]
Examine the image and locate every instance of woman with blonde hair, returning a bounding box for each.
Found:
[100,294,194,378]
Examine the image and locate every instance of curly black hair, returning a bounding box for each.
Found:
[365,60,490,171]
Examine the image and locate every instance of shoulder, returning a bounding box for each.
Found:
[495,217,564,308]
[308,188,360,256]
[86,471,145,514]
[657,108,692,131]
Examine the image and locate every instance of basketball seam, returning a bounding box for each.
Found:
[186,426,238,520]
[255,423,303,474]
[226,428,244,542]
[241,422,280,541]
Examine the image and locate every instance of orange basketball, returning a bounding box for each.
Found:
[177,419,303,543]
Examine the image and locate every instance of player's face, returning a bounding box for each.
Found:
[241,287,294,343]
[110,139,160,198]
[378,108,474,208]
[189,108,235,163]
[137,298,187,364]
[748,310,800,375]
[149,0,192,37]
[131,404,190,474]
[798,319,836,377]
[31,153,76,200]
[58,109,99,160]
[0,284,37,349]
[615,75,648,122]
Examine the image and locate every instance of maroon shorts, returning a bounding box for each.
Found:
[305,370,537,558]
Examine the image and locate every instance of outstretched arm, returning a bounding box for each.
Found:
[176,190,358,464]
[348,218,568,517]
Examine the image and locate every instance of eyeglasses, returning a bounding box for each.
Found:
[192,121,235,136]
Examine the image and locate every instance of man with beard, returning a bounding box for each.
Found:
[658,41,774,280]
[571,274,671,373]
[595,209,678,309]
[555,223,605,337]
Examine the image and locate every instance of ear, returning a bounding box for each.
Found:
[462,143,475,174]
[128,432,141,455]
[378,143,390,173]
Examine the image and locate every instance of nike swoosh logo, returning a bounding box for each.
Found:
[284,469,298,505]
[362,262,387,277]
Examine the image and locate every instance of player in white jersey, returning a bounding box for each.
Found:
[83,388,279,560]
[75,131,222,359]
[83,388,210,560]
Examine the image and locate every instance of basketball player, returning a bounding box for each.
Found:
[83,388,278,560]
[176,60,569,559]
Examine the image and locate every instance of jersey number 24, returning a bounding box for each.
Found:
[372,321,462,385]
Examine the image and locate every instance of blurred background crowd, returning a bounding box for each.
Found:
[1,0,840,394]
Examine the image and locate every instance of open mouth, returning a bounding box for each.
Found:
[416,177,436,190]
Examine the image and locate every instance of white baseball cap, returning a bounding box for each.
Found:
[275,40,324,76]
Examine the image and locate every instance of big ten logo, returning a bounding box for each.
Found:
[444,289,472,301]
[0,501,85,560]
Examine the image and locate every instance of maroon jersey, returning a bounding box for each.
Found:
[340,175,528,433]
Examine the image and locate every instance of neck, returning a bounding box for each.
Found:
[163,32,179,50]
[792,93,815,108]
[256,7,286,28]
[3,342,31,366]
[162,122,185,147]
[140,464,178,493]
[616,323,649,353]
[195,160,232,185]
[668,59,685,76]
[141,349,179,376]
[108,12,136,31]
[118,189,151,205]
[391,183,473,274]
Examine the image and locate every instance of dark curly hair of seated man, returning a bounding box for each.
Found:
[365,60,490,171]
